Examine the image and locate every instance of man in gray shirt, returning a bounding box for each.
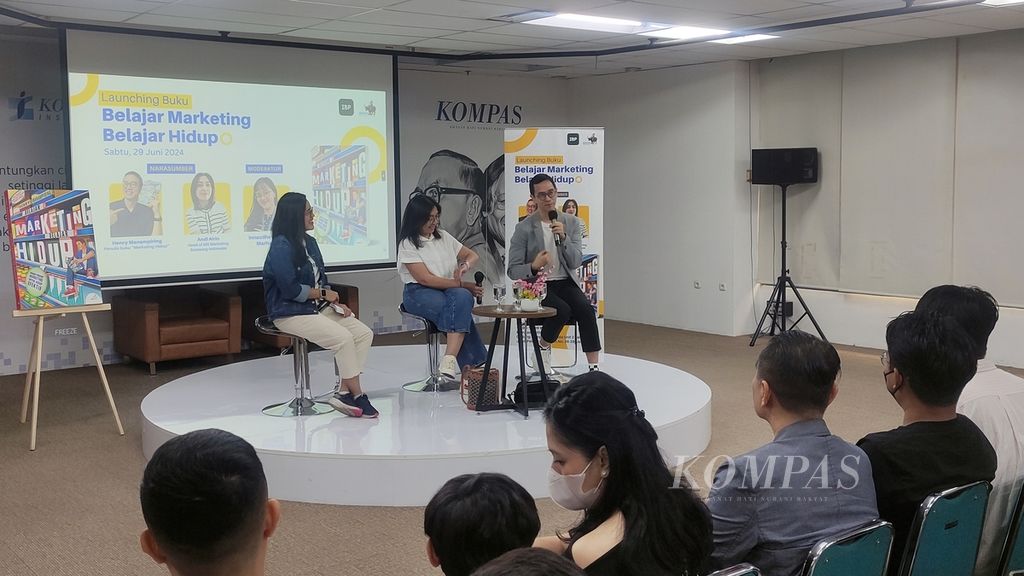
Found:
[709,331,878,576]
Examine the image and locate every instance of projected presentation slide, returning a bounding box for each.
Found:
[68,72,391,281]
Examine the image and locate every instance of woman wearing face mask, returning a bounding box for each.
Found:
[538,372,712,575]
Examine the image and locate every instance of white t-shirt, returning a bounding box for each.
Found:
[957,360,1024,576]
[398,229,464,285]
[541,222,567,280]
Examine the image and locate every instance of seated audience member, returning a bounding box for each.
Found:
[424,473,541,576]
[139,429,281,576]
[915,285,1024,576]
[537,372,712,575]
[708,330,878,576]
[471,548,585,576]
[858,311,996,574]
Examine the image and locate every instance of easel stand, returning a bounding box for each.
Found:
[750,183,827,346]
[15,303,125,450]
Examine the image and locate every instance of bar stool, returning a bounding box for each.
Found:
[255,316,334,416]
[399,304,453,392]
[522,320,581,382]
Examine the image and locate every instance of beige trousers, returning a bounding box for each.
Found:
[274,309,373,380]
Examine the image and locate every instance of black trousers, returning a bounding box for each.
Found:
[540,279,602,353]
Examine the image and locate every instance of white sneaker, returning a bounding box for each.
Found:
[439,355,459,380]
[532,346,557,376]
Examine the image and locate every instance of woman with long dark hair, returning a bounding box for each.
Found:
[185,172,230,234]
[538,372,712,575]
[561,198,579,216]
[397,194,486,381]
[244,177,278,232]
[263,192,377,418]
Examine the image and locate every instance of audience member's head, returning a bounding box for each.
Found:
[470,548,585,576]
[884,311,978,408]
[424,473,540,576]
[915,284,998,360]
[543,372,712,575]
[754,330,841,422]
[140,429,280,576]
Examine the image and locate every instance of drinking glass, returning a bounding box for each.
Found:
[493,285,507,311]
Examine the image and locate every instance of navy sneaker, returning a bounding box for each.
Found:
[354,394,379,418]
[328,393,363,418]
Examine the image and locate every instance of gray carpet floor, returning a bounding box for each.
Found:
[2,320,1020,576]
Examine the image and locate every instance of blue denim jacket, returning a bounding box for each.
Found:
[262,234,328,320]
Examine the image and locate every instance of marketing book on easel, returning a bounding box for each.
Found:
[5,189,102,310]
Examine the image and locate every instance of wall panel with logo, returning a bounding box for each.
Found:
[365,68,571,333]
[1,26,118,375]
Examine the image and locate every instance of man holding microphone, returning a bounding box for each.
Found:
[507,173,601,373]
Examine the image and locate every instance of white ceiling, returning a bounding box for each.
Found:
[3,0,1024,76]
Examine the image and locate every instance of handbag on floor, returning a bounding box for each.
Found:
[461,365,500,410]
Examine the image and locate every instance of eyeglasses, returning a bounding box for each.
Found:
[534,190,557,200]
[414,184,479,202]
[880,351,895,377]
[427,213,440,223]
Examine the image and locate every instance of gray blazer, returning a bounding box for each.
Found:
[507,211,584,285]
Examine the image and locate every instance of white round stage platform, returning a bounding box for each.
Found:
[141,345,711,506]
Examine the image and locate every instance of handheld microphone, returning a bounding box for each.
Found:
[474,271,485,305]
[548,210,561,246]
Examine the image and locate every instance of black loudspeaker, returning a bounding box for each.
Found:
[751,148,819,185]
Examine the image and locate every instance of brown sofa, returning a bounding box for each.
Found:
[238,281,360,350]
[112,287,241,374]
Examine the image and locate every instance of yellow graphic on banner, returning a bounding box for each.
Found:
[97,90,193,109]
[516,155,563,165]
[69,73,100,106]
[504,128,537,153]
[340,126,386,184]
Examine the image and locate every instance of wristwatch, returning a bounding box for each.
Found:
[320,288,326,299]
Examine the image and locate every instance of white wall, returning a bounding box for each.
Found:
[751,51,843,288]
[567,61,754,336]
[953,30,1024,305]
[750,31,1024,368]
[758,285,1024,370]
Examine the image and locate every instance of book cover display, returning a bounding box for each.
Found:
[5,189,102,309]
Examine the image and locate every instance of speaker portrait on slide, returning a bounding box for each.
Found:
[410,150,502,284]
[109,170,162,237]
[244,177,279,232]
[185,172,231,235]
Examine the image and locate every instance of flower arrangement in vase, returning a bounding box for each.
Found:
[513,272,547,312]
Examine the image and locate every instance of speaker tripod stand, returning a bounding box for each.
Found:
[750,183,827,346]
